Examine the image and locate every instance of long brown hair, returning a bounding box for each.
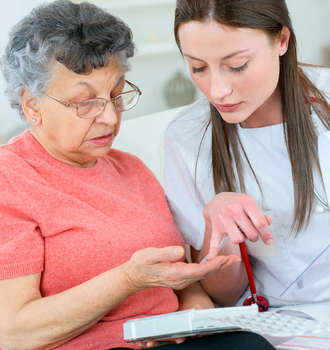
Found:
[174,0,330,233]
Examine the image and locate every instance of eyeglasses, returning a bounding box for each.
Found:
[46,80,142,119]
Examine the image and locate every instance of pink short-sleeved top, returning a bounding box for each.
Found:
[0,131,185,349]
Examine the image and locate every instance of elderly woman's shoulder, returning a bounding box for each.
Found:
[0,133,27,166]
[0,131,47,181]
[0,140,31,188]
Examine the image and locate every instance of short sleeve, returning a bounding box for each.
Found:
[0,169,44,280]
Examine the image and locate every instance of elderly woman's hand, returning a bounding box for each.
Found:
[203,192,273,260]
[123,246,240,292]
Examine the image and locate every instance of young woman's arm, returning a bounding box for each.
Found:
[190,215,249,307]
[175,254,239,311]
[191,245,248,306]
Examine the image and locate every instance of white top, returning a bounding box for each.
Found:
[318,130,330,203]
[164,66,330,321]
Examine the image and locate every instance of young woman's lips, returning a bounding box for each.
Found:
[89,133,113,146]
[214,102,242,113]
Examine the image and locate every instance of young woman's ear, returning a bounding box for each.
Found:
[21,89,42,126]
[279,26,291,56]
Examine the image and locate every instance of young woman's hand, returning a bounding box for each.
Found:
[122,245,240,292]
[203,192,273,259]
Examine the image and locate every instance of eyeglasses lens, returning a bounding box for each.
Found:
[115,91,139,111]
[77,91,139,118]
[78,100,105,119]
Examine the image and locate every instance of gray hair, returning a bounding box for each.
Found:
[0,0,135,119]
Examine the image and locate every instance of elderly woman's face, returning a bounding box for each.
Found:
[30,60,124,167]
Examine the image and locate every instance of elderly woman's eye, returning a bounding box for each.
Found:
[79,100,91,107]
[78,100,100,115]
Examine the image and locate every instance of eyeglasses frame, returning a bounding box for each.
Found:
[46,80,142,119]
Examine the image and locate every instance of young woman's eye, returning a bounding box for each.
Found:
[192,66,206,74]
[229,63,248,73]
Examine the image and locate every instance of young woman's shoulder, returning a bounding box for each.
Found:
[301,64,330,94]
[172,95,209,122]
[166,96,211,142]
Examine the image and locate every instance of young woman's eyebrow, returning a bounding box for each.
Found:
[184,49,249,62]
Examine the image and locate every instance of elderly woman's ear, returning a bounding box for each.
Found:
[21,89,42,126]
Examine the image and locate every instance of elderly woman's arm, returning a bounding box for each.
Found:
[0,246,237,350]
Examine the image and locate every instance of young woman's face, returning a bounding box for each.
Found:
[178,21,289,128]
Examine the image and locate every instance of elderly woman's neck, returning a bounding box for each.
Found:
[28,128,97,168]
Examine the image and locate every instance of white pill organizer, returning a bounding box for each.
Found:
[123,304,329,342]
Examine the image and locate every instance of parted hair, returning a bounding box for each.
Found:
[1,0,135,119]
[174,0,330,233]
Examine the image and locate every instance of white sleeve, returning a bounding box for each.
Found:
[164,131,206,250]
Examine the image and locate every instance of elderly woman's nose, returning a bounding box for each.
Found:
[95,102,119,124]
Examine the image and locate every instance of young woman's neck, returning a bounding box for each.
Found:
[240,85,283,128]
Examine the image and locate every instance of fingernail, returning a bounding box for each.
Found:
[266,239,273,245]
[174,247,184,257]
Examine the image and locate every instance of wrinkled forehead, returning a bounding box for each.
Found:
[47,59,125,96]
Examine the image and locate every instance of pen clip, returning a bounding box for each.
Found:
[200,234,230,264]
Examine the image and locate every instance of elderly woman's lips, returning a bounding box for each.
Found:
[89,133,113,145]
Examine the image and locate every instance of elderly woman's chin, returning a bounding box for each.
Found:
[87,136,116,164]
[67,138,117,168]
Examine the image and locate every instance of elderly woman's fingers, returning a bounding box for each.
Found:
[138,337,186,348]
[141,246,185,265]
[124,247,240,291]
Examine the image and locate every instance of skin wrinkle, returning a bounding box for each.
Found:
[28,61,124,168]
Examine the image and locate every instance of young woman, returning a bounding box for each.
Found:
[164,0,330,320]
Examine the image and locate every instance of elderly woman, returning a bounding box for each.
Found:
[0,1,277,350]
